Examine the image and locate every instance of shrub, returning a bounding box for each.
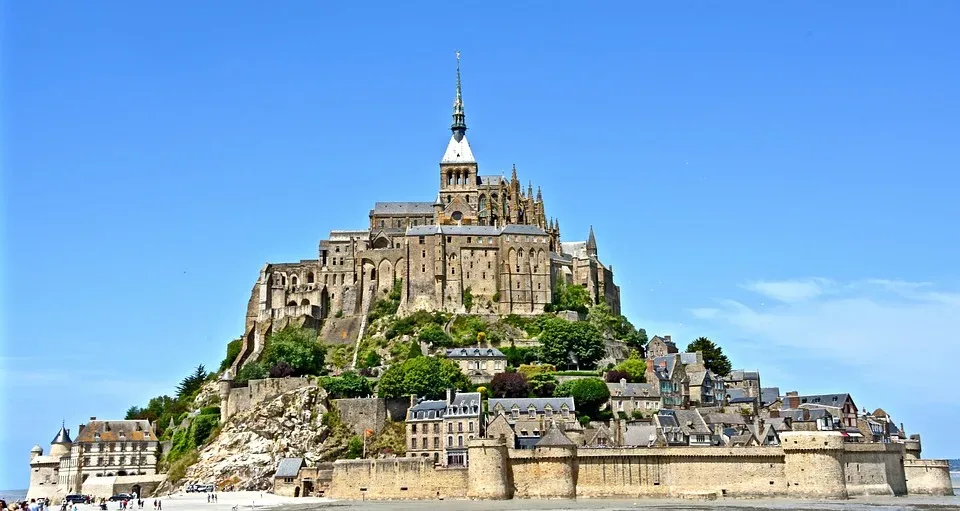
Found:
[198,406,220,416]
[631,409,645,419]
[517,364,556,380]
[262,326,327,377]
[345,436,364,459]
[613,352,647,383]
[554,378,610,419]
[219,339,243,372]
[269,361,295,378]
[551,281,591,315]
[462,287,474,312]
[166,449,198,485]
[358,349,381,369]
[489,372,530,398]
[235,362,267,384]
[319,371,374,399]
[190,414,219,447]
[503,346,540,367]
[417,324,452,347]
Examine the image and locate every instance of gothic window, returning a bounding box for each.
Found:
[479,195,487,212]
[281,275,287,286]
[291,275,298,287]
[447,171,453,186]
[307,272,314,283]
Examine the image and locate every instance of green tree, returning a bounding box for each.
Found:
[377,357,470,399]
[417,324,452,347]
[189,414,219,447]
[554,377,610,419]
[319,371,374,398]
[613,352,647,383]
[262,326,327,376]
[528,372,559,397]
[345,436,364,459]
[462,287,474,312]
[551,282,591,314]
[538,317,605,369]
[686,337,732,377]
[219,338,243,372]
[176,365,208,400]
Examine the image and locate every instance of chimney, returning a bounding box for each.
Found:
[446,388,453,405]
[770,409,780,418]
[663,335,671,342]
[645,358,655,382]
[785,391,799,410]
[696,352,703,365]
[410,394,417,407]
[620,378,627,387]
[90,417,97,421]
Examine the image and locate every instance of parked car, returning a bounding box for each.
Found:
[65,495,90,505]
[107,494,132,502]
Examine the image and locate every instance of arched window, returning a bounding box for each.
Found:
[291,275,298,287]
[447,171,453,186]
[281,275,287,286]
[307,272,315,284]
[478,195,487,211]
[287,301,297,306]
[301,299,310,306]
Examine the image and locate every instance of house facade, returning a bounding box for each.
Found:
[607,380,661,417]
[405,390,482,466]
[487,397,578,448]
[444,347,506,383]
[645,355,687,408]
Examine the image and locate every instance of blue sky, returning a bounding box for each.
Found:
[2,2,958,489]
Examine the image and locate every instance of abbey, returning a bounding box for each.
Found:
[232,57,620,368]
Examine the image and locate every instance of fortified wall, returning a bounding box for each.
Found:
[328,432,954,500]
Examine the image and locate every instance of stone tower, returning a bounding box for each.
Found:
[525,426,577,498]
[781,431,848,499]
[466,437,512,499]
[50,424,72,458]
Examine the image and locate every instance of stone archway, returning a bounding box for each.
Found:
[377,259,394,294]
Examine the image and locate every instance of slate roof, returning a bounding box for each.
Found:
[371,202,435,215]
[275,457,304,478]
[725,388,749,401]
[489,397,575,414]
[703,412,747,426]
[651,355,680,381]
[536,427,575,447]
[687,370,710,386]
[622,424,660,447]
[74,420,157,443]
[607,382,660,398]
[797,393,853,407]
[726,370,760,382]
[52,425,72,444]
[501,224,548,235]
[679,353,700,365]
[657,409,711,436]
[728,433,757,447]
[409,399,447,420]
[406,225,502,236]
[760,387,781,407]
[560,241,588,259]
[447,392,482,417]
[445,347,506,359]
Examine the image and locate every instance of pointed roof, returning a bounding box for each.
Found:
[586,225,597,253]
[451,51,466,136]
[441,133,476,163]
[536,426,575,447]
[52,424,72,444]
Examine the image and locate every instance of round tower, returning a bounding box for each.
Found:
[30,444,43,460]
[467,437,511,499]
[218,370,234,423]
[49,424,73,458]
[527,426,577,498]
[781,431,847,499]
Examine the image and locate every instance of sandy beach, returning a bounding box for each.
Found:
[89,490,960,511]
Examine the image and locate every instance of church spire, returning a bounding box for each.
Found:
[451,51,466,141]
[587,225,598,257]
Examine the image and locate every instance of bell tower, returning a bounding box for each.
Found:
[439,52,479,224]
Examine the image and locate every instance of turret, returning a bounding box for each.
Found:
[781,431,847,499]
[49,423,72,458]
[219,369,234,423]
[30,444,43,460]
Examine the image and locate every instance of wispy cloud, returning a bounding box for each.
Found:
[690,277,960,457]
[739,277,833,303]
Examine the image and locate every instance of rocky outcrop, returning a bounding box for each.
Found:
[182,385,333,490]
[193,379,222,409]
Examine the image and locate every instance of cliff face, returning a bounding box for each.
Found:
[183,385,333,490]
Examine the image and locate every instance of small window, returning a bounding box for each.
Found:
[419,236,425,244]
[446,236,452,243]
[467,237,472,243]
[421,264,426,273]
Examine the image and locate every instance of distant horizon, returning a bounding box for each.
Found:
[3,1,959,489]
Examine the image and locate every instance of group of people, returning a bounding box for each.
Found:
[205,494,218,503]
[2,498,55,511]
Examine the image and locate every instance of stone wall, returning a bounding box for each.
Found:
[224,377,314,420]
[903,459,954,495]
[328,458,468,500]
[575,447,785,498]
[334,398,387,436]
[328,432,926,501]
[79,474,167,500]
[842,443,907,496]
